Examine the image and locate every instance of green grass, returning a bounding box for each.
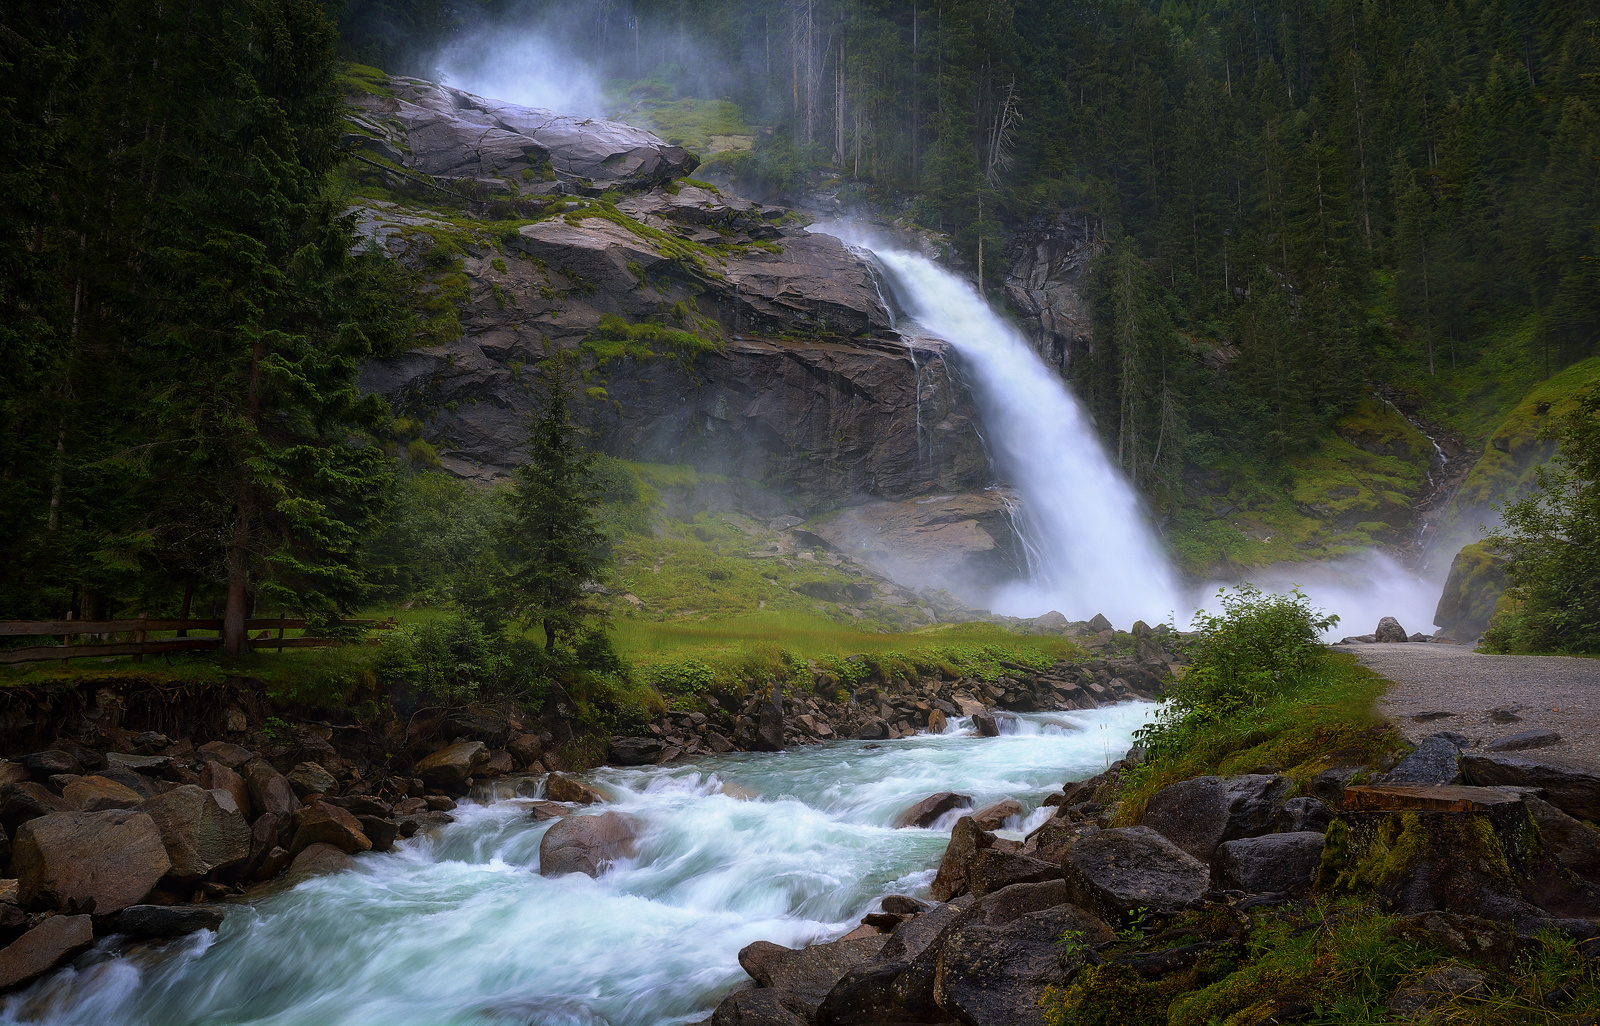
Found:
[612,97,750,153]
[1113,651,1403,824]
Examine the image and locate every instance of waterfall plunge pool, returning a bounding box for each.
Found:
[0,703,1152,1026]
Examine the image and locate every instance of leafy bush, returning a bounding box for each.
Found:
[375,613,510,704]
[1136,584,1336,764]
[649,658,716,695]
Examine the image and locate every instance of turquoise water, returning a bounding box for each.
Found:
[0,704,1151,1026]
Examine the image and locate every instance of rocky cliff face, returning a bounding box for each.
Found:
[1003,213,1102,376]
[349,74,1002,565]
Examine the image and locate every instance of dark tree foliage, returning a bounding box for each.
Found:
[1484,386,1600,653]
[0,0,406,650]
[498,361,612,651]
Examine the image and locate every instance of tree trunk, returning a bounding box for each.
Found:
[222,488,253,659]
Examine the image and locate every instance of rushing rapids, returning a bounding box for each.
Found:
[0,706,1151,1026]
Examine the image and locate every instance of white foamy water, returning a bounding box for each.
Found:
[0,705,1151,1026]
[863,247,1181,626]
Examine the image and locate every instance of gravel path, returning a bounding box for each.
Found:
[1339,642,1600,768]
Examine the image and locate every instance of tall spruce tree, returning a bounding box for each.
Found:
[499,361,611,652]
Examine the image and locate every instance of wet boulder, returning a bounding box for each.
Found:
[1139,774,1290,862]
[286,842,354,880]
[971,712,999,737]
[970,799,1023,831]
[965,849,1061,898]
[1461,752,1600,822]
[933,903,1111,1026]
[110,904,225,939]
[931,817,995,901]
[1023,818,1100,863]
[1060,826,1210,922]
[286,761,338,797]
[14,810,170,914]
[1212,832,1326,896]
[818,899,976,1025]
[61,775,142,812]
[710,989,809,1026]
[141,784,252,879]
[0,783,73,833]
[544,773,607,805]
[290,801,373,858]
[243,760,298,822]
[755,686,785,752]
[894,792,973,829]
[608,737,665,766]
[0,915,93,992]
[199,760,252,819]
[414,741,488,786]
[1374,616,1409,642]
[538,811,641,878]
[738,935,888,1016]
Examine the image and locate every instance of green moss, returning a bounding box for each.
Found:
[616,97,747,154]
[336,62,395,98]
[582,313,721,368]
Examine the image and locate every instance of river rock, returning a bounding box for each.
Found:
[1384,733,1466,785]
[1060,826,1210,921]
[199,760,252,819]
[1023,818,1099,863]
[709,989,809,1026]
[608,737,665,766]
[538,811,641,877]
[21,751,80,779]
[0,783,74,832]
[933,904,1108,1026]
[14,810,170,914]
[357,815,399,853]
[1486,727,1563,752]
[290,801,373,858]
[1390,911,1528,969]
[105,753,177,779]
[738,935,888,1015]
[110,904,225,939]
[971,712,999,737]
[141,784,252,879]
[198,741,255,768]
[243,760,297,822]
[754,686,785,752]
[817,899,976,1025]
[1374,616,1409,642]
[287,842,355,879]
[286,761,338,797]
[507,734,544,767]
[970,799,1022,831]
[61,775,142,812]
[544,774,606,804]
[415,741,488,785]
[0,915,93,992]
[1139,774,1290,861]
[965,849,1061,898]
[1212,832,1326,896]
[931,817,995,901]
[894,792,973,829]
[1461,752,1600,822]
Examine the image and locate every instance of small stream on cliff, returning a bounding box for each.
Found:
[865,246,1181,626]
[0,705,1151,1026]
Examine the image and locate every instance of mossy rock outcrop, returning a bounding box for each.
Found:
[1314,784,1600,929]
[1431,541,1509,640]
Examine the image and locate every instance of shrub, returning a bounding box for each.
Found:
[1136,583,1336,764]
[649,658,716,695]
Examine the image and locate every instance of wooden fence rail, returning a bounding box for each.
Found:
[0,617,397,666]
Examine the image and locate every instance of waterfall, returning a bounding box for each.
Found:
[865,246,1181,626]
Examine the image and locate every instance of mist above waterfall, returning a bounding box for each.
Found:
[1197,551,1445,641]
[855,240,1182,627]
[435,19,605,116]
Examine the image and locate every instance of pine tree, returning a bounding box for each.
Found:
[499,361,612,652]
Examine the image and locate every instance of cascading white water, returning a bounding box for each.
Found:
[865,246,1181,626]
[0,706,1152,1026]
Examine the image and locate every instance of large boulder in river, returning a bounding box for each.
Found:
[415,741,488,786]
[608,736,665,766]
[141,784,251,879]
[930,816,995,901]
[737,934,888,1017]
[286,842,355,880]
[110,904,225,939]
[1139,774,1290,862]
[14,810,170,914]
[0,914,93,992]
[753,686,785,752]
[539,811,641,877]
[1060,826,1210,921]
[894,792,972,829]
[933,903,1109,1026]
[544,774,607,805]
[290,801,373,858]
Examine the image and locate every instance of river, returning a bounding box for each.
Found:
[0,706,1151,1026]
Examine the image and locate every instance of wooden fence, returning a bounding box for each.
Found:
[0,616,397,666]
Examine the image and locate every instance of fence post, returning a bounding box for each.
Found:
[135,614,147,665]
